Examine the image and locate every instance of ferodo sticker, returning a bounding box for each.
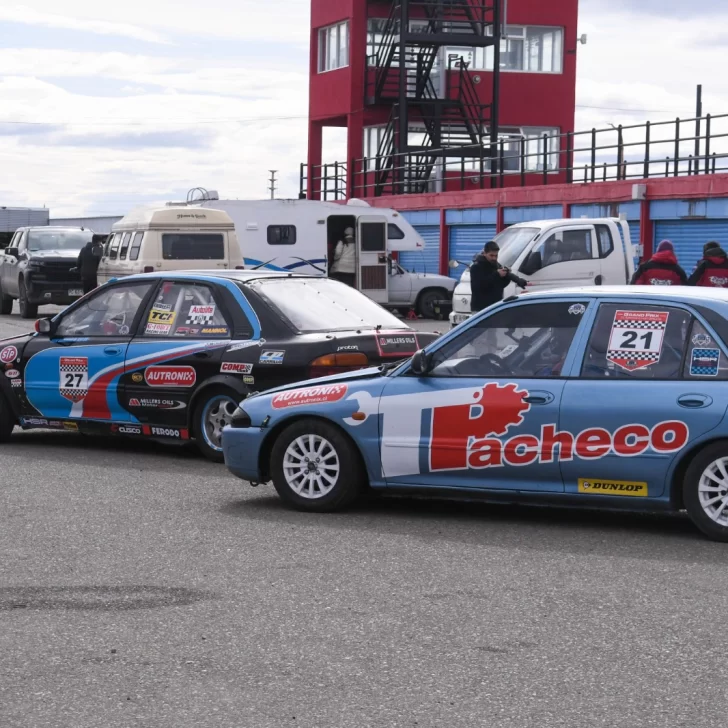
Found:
[343,382,690,479]
[272,384,348,409]
[186,305,216,326]
[607,310,668,371]
[578,478,648,497]
[59,357,89,403]
[142,425,190,440]
[0,345,18,364]
[144,366,197,388]
[376,332,418,358]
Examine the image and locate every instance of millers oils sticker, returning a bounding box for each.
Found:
[607,310,668,371]
[578,478,648,497]
[59,357,89,403]
[376,332,418,358]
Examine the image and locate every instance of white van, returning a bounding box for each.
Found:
[449,217,636,327]
[97,206,243,285]
[178,193,456,317]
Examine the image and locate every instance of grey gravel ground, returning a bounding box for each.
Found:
[1,310,727,728]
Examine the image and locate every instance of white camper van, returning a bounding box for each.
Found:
[97,206,243,285]
[449,217,637,327]
[179,194,456,317]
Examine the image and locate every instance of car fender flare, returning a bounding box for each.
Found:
[188,375,251,425]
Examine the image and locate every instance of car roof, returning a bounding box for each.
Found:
[120,270,316,285]
[517,285,728,306]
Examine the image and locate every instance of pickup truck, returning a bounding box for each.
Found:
[0,227,91,319]
[449,218,637,327]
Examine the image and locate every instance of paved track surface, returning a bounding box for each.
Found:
[2,309,727,728]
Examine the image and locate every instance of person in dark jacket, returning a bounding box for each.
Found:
[469,240,528,313]
[630,240,687,286]
[73,239,104,294]
[688,241,728,287]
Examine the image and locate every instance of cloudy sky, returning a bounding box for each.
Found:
[1,0,727,217]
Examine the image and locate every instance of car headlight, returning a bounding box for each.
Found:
[27,261,42,270]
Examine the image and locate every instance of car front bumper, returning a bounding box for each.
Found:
[27,280,84,304]
[222,425,268,482]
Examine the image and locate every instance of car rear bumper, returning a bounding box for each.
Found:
[222,426,267,482]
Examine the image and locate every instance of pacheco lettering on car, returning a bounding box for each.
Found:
[144,366,197,388]
[272,384,348,410]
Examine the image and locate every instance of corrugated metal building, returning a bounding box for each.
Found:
[0,207,49,232]
[49,216,122,235]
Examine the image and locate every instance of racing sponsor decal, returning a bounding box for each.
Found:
[0,345,18,364]
[145,323,172,336]
[4,369,19,379]
[690,348,720,377]
[376,332,418,358]
[338,345,359,351]
[568,304,586,315]
[21,417,49,427]
[119,326,130,336]
[344,382,690,479]
[11,378,22,388]
[185,305,216,326]
[112,425,143,435]
[578,478,648,497]
[144,366,197,388]
[228,339,265,353]
[692,333,712,346]
[63,422,79,431]
[260,351,285,365]
[148,308,176,325]
[151,302,172,312]
[243,375,255,385]
[128,397,186,410]
[141,425,190,440]
[59,357,89,403]
[221,362,253,375]
[606,310,668,371]
[201,327,229,335]
[131,373,144,383]
[272,384,348,410]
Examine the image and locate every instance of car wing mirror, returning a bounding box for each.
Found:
[5,247,18,258]
[448,259,460,270]
[410,349,432,376]
[35,318,53,335]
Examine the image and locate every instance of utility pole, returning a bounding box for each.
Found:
[694,85,703,174]
[268,170,278,199]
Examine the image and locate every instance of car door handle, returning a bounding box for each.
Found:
[678,394,713,409]
[104,346,122,356]
[524,391,554,405]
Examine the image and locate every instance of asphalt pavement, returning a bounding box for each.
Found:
[1,307,728,728]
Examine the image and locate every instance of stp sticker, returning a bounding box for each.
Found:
[690,348,721,377]
[607,310,668,371]
[221,362,254,374]
[59,357,89,403]
[186,305,216,326]
[144,366,197,388]
[0,345,18,364]
[272,384,348,409]
[4,369,20,379]
[578,478,648,497]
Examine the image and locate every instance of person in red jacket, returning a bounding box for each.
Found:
[688,241,728,287]
[630,240,687,286]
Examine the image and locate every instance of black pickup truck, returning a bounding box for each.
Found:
[0,227,92,319]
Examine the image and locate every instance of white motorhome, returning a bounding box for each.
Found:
[178,193,456,317]
[97,206,243,285]
[449,218,637,327]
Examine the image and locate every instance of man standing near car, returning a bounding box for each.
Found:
[330,227,357,288]
[73,236,104,294]
[470,240,528,313]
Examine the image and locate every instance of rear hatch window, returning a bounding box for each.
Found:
[162,233,225,260]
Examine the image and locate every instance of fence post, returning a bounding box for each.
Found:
[643,121,651,179]
[617,125,624,181]
[499,139,505,188]
[566,131,573,184]
[705,114,712,174]
[590,128,597,183]
[543,133,549,185]
[674,118,680,177]
[520,137,526,187]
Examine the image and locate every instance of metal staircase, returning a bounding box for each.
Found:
[365,0,500,195]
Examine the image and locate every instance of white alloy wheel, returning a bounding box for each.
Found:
[698,457,728,526]
[282,434,340,499]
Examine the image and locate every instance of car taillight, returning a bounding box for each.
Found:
[309,352,369,378]
[143,266,154,273]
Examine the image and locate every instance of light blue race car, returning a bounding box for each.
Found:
[222,286,728,542]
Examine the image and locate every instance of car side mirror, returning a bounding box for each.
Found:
[521,252,542,276]
[35,318,52,335]
[448,260,460,270]
[410,349,432,376]
[5,247,18,258]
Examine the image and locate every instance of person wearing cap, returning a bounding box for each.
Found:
[630,240,687,286]
[330,227,357,287]
[688,241,728,287]
[469,240,528,313]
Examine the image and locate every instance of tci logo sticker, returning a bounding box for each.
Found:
[144,366,197,388]
[0,346,18,364]
[272,384,348,409]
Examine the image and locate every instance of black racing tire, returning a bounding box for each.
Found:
[683,442,728,542]
[0,279,12,315]
[270,419,366,512]
[416,288,448,319]
[192,386,241,463]
[18,280,38,320]
[0,392,16,443]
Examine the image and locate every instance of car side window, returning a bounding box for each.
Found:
[129,232,144,262]
[595,224,614,258]
[683,320,728,379]
[55,283,153,338]
[104,234,116,258]
[582,303,691,380]
[142,282,231,338]
[429,301,589,378]
[17,232,27,253]
[523,229,594,274]
[109,235,121,261]
[118,232,132,260]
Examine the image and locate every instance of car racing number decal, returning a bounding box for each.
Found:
[606,310,668,371]
[59,357,89,403]
[185,305,216,326]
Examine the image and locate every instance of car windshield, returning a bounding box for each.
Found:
[27,230,92,252]
[493,227,538,269]
[247,277,411,333]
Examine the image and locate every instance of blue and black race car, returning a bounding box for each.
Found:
[0,271,437,461]
[223,286,728,541]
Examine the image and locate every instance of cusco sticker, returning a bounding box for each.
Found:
[0,345,18,364]
[344,382,689,478]
[607,310,668,371]
[59,357,89,403]
[578,478,648,497]
[272,384,348,409]
[690,348,720,377]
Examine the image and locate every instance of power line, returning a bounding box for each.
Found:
[0,114,307,127]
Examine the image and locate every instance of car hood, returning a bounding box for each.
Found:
[28,249,80,261]
[413,273,457,287]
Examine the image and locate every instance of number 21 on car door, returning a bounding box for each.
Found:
[606,310,667,371]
